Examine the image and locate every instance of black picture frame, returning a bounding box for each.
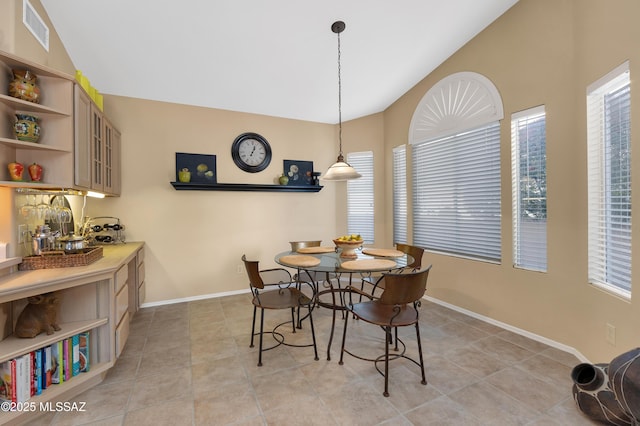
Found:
[283,160,314,186]
[175,152,217,183]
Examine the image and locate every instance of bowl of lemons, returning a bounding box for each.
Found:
[333,234,363,258]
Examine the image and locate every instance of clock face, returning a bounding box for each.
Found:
[231,133,272,173]
[238,138,266,166]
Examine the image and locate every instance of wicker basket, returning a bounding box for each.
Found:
[19,247,103,270]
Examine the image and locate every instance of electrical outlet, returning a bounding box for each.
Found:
[18,224,28,243]
[606,323,616,345]
[237,264,243,274]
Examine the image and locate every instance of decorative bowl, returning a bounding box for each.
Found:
[290,240,322,252]
[333,238,363,258]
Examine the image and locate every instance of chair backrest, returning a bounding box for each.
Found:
[378,266,431,306]
[395,243,424,269]
[241,254,265,289]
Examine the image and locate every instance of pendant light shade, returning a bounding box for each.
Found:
[321,21,361,181]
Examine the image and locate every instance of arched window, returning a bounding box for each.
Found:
[409,72,504,261]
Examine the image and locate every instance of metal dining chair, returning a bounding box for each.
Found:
[361,243,425,297]
[242,255,319,366]
[339,266,432,397]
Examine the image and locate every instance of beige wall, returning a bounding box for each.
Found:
[384,0,640,362]
[87,95,341,303]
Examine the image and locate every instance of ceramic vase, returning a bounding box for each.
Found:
[14,114,41,143]
[609,347,640,423]
[571,363,632,425]
[8,69,40,103]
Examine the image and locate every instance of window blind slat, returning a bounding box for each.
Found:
[347,151,374,244]
[393,145,407,244]
[412,122,501,261]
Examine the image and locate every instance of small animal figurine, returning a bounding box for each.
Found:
[14,292,61,338]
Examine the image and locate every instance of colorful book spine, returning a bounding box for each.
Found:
[72,334,80,376]
[51,341,63,384]
[63,338,71,382]
[34,349,42,395]
[0,359,16,403]
[43,346,52,388]
[79,331,90,373]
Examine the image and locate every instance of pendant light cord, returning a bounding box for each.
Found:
[337,29,343,158]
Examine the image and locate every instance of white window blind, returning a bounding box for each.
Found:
[412,123,501,261]
[587,62,631,296]
[393,145,407,244]
[347,151,374,243]
[511,106,547,271]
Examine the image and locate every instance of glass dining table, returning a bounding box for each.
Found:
[274,247,414,360]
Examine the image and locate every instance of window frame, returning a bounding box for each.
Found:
[587,61,632,298]
[511,105,548,272]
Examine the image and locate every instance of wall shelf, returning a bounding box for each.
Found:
[170,182,323,193]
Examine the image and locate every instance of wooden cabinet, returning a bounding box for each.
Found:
[104,118,121,195]
[0,243,144,425]
[74,85,121,196]
[0,50,75,189]
[0,49,121,195]
[74,85,91,189]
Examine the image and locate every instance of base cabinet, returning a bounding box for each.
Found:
[0,243,144,425]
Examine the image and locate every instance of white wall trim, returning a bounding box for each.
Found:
[423,295,590,363]
[140,288,250,308]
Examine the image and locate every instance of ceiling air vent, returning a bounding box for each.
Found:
[23,0,49,51]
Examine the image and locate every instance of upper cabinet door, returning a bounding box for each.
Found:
[74,85,92,189]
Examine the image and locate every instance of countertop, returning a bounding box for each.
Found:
[0,242,144,302]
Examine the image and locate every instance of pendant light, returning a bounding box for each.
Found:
[321,21,362,181]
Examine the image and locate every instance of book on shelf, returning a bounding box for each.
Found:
[63,338,70,382]
[32,350,42,396]
[43,345,52,388]
[79,331,90,373]
[72,334,80,376]
[0,359,16,403]
[51,340,63,385]
[15,354,30,402]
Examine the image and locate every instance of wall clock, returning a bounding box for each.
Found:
[231,132,272,173]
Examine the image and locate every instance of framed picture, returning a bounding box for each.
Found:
[175,153,217,183]
[283,160,314,186]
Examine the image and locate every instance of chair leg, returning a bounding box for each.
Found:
[394,326,399,351]
[250,305,257,348]
[384,326,390,397]
[415,322,427,385]
[258,308,265,367]
[291,307,296,333]
[338,309,350,365]
[308,304,319,361]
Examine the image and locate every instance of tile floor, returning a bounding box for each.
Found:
[26,292,599,425]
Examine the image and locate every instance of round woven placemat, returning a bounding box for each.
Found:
[362,248,404,258]
[297,246,335,254]
[279,254,321,267]
[340,258,397,271]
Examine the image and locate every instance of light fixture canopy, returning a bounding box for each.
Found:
[321,20,361,181]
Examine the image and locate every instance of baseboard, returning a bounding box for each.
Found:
[140,288,250,308]
[423,295,590,363]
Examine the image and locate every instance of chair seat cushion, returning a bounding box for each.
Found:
[351,301,418,327]
[253,287,311,309]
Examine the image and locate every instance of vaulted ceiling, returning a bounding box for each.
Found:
[41,0,519,124]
